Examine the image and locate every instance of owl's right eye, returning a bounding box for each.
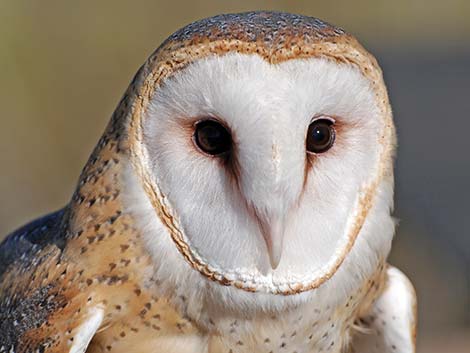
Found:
[194,120,232,156]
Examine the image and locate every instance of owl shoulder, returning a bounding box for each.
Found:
[0,209,100,352]
[350,266,417,353]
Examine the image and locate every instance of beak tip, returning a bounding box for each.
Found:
[270,260,280,270]
[259,215,285,271]
[269,250,282,270]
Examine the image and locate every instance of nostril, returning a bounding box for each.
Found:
[271,143,282,186]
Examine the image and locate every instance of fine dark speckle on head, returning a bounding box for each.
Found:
[161,11,345,53]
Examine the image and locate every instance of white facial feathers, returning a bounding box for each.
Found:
[140,53,393,294]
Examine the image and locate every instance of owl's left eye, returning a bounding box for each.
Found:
[306,118,336,154]
[194,120,232,156]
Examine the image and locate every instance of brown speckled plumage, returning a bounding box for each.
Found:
[0,11,413,353]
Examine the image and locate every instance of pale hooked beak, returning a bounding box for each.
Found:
[259,216,286,270]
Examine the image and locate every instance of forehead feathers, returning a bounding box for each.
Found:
[160,11,345,55]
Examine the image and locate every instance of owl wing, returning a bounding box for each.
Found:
[0,210,103,353]
[350,266,417,353]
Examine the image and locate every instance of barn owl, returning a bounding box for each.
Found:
[0,11,417,353]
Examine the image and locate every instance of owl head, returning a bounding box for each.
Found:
[111,12,396,309]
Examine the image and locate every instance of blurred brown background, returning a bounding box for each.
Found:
[0,1,469,352]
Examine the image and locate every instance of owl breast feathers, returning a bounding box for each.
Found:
[0,11,416,353]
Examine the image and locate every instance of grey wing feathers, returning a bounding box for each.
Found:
[0,209,65,274]
[0,209,66,352]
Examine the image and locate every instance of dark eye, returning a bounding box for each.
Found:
[306,118,336,154]
[194,120,232,156]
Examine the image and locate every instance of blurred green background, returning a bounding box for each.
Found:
[0,1,469,352]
